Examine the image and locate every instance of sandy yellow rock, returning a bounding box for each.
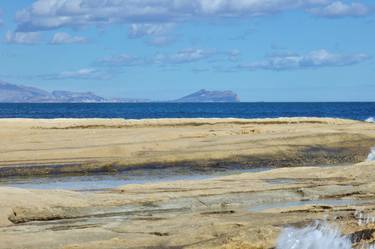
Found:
[0,118,375,176]
[0,118,375,249]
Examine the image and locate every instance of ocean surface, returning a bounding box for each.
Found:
[0,102,374,120]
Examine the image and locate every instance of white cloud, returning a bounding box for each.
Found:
[128,23,176,46]
[97,48,237,67]
[128,23,175,38]
[15,0,332,32]
[147,35,176,47]
[50,32,87,44]
[97,54,145,67]
[309,1,371,17]
[154,48,216,64]
[4,31,41,44]
[41,68,111,80]
[239,49,370,71]
[60,68,98,79]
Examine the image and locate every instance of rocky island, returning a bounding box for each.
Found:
[174,89,240,102]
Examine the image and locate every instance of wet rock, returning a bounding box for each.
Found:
[8,207,80,224]
[349,229,375,243]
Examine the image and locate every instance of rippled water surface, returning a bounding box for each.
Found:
[0,102,374,120]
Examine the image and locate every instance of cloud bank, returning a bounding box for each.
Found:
[239,49,370,71]
[309,1,372,17]
[97,48,369,72]
[97,48,239,67]
[15,0,372,33]
[40,68,111,80]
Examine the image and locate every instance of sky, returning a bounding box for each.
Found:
[0,0,374,102]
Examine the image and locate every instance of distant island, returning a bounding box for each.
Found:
[0,81,240,103]
[174,89,240,103]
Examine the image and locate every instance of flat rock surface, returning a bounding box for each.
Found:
[1,118,375,176]
[1,162,375,248]
[1,118,375,249]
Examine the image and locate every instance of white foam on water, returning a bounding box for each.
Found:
[276,222,352,249]
[367,147,375,161]
[366,117,375,123]
[355,210,375,226]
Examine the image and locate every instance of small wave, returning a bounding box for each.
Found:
[365,117,375,123]
[276,222,351,249]
[355,210,375,226]
[368,147,375,161]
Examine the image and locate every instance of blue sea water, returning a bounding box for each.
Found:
[0,102,374,120]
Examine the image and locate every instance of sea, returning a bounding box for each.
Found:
[0,102,374,120]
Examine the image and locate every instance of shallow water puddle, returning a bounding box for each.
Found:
[264,178,299,185]
[368,147,375,161]
[249,199,369,212]
[0,166,271,191]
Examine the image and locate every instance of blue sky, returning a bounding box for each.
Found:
[0,0,374,101]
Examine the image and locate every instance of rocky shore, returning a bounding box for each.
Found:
[2,161,375,249]
[1,118,375,249]
[1,118,375,176]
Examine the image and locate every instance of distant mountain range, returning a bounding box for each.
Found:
[0,81,150,103]
[0,81,240,103]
